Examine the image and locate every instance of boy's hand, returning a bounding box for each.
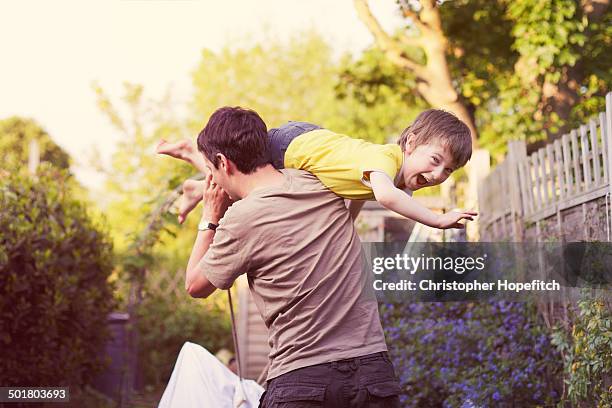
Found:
[436,210,477,229]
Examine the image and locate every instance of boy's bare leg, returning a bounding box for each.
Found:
[157,139,208,173]
[178,179,205,224]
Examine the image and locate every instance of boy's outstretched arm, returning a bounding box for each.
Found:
[369,172,477,229]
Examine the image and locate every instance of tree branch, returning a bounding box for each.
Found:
[353,0,426,77]
[399,34,424,48]
[398,0,429,32]
[419,0,444,33]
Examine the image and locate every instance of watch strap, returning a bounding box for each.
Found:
[198,220,219,231]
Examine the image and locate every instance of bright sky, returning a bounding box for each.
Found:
[0,0,404,188]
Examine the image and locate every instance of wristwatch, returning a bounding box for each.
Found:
[198,219,219,232]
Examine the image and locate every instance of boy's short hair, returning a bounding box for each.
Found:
[397,109,472,168]
[197,106,269,174]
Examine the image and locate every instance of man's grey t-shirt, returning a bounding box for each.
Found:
[198,169,387,381]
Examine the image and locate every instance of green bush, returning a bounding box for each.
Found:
[551,290,612,408]
[0,167,115,387]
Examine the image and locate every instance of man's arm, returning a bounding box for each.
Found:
[185,229,217,298]
[369,172,476,229]
[185,174,232,298]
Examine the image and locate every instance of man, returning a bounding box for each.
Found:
[185,106,400,407]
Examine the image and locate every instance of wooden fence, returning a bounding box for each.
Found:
[479,92,612,243]
[478,92,612,330]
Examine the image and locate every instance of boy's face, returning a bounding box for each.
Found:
[402,139,455,191]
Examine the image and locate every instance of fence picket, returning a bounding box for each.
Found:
[570,130,582,193]
[600,113,609,181]
[546,144,556,204]
[607,92,612,193]
[531,153,542,210]
[502,161,511,213]
[554,140,565,199]
[523,161,536,214]
[562,133,573,196]
[518,159,531,215]
[589,119,601,186]
[538,148,548,206]
[580,124,591,189]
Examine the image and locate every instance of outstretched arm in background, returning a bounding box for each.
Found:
[369,172,477,229]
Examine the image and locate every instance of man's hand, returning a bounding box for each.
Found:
[435,210,478,229]
[201,173,232,223]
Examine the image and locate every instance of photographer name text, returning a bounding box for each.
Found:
[373,279,561,292]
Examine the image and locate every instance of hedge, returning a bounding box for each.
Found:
[0,168,115,387]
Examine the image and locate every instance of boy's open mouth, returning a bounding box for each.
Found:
[417,174,428,186]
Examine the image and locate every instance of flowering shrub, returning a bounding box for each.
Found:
[381,301,562,407]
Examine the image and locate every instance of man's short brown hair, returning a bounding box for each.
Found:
[197,106,269,174]
[397,109,472,168]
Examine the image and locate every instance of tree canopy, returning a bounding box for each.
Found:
[345,0,611,157]
[190,31,419,145]
[0,117,71,172]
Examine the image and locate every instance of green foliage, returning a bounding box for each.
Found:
[551,291,612,407]
[487,0,585,142]
[191,31,418,144]
[93,82,193,261]
[0,116,71,172]
[450,0,610,149]
[0,167,115,387]
[341,0,611,158]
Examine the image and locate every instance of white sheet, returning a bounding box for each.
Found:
[158,342,264,408]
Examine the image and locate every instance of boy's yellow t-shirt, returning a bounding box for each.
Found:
[283,129,404,200]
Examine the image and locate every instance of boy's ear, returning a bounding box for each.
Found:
[405,132,416,154]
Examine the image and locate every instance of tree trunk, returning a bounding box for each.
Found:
[354,0,479,146]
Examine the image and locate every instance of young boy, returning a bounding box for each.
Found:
[157,109,477,228]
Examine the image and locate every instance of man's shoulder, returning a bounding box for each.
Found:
[282,168,345,196]
[221,169,340,225]
[222,197,259,222]
[281,168,319,183]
